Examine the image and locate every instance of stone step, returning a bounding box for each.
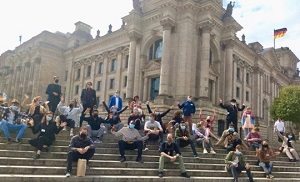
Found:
[0,157,298,172]
[0,151,298,167]
[1,175,300,182]
[0,165,299,178]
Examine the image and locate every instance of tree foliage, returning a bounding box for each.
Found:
[270,85,300,123]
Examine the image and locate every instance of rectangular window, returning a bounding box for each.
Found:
[236,87,240,98]
[246,73,250,85]
[124,76,127,87]
[111,59,117,72]
[123,93,126,100]
[64,71,68,81]
[98,62,103,74]
[76,68,81,80]
[110,78,115,89]
[75,85,79,95]
[208,79,214,101]
[236,67,240,80]
[209,49,213,65]
[246,91,250,102]
[125,55,129,68]
[96,96,100,106]
[86,65,91,77]
[96,81,101,91]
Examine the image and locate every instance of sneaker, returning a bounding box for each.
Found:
[143,147,149,151]
[203,149,208,154]
[266,174,270,179]
[13,138,20,143]
[194,154,200,159]
[210,149,216,154]
[120,157,126,162]
[66,172,71,177]
[94,139,102,143]
[33,154,40,159]
[70,131,74,137]
[136,157,143,163]
[180,172,190,178]
[269,174,274,179]
[7,138,12,144]
[158,171,163,178]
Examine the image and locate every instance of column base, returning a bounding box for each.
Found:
[154,95,174,105]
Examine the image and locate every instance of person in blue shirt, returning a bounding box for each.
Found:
[108,90,123,111]
[177,96,196,134]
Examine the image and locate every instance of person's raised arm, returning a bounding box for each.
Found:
[160,105,172,117]
[102,100,110,113]
[146,101,152,114]
[219,99,227,109]
[117,104,129,115]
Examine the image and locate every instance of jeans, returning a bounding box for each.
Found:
[196,138,213,150]
[86,125,106,139]
[259,162,273,175]
[1,122,27,140]
[146,132,164,143]
[158,155,186,173]
[228,164,253,182]
[176,138,197,155]
[66,149,95,172]
[118,140,143,158]
[250,142,261,149]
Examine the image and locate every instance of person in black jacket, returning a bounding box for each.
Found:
[146,101,173,133]
[102,100,128,131]
[45,76,61,114]
[219,99,245,132]
[82,109,110,143]
[66,126,95,177]
[80,81,97,127]
[127,107,143,130]
[28,112,66,159]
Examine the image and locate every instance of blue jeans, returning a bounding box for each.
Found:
[259,162,273,175]
[228,164,253,182]
[1,121,27,140]
[250,142,261,149]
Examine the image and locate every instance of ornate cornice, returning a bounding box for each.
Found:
[198,20,215,33]
[160,17,175,30]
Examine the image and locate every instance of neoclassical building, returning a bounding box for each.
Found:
[0,0,299,126]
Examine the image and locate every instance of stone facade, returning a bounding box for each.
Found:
[0,0,299,126]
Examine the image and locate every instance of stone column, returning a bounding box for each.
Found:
[133,43,141,97]
[199,23,213,99]
[13,66,21,99]
[101,53,108,102]
[32,58,41,97]
[22,62,31,96]
[224,40,235,101]
[126,31,141,99]
[115,48,122,92]
[159,17,174,96]
[142,77,148,101]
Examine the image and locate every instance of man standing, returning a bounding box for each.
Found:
[177,96,196,134]
[46,76,61,114]
[109,90,123,111]
[80,81,97,127]
[274,117,285,142]
[219,99,245,132]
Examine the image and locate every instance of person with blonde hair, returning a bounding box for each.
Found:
[28,112,66,159]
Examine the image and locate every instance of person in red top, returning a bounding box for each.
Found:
[199,108,219,140]
[246,127,262,150]
[241,107,256,139]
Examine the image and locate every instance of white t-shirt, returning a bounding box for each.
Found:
[274,120,285,132]
[145,121,161,130]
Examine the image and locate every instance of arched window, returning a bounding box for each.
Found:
[148,39,163,60]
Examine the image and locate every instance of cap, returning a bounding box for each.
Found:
[230,99,236,103]
[11,99,20,104]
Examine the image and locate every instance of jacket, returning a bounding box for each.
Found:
[45,83,61,101]
[225,151,246,169]
[108,96,123,111]
[178,101,195,116]
[219,103,245,122]
[175,127,191,139]
[31,121,63,141]
[80,88,97,108]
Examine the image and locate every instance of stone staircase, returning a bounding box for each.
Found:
[0,127,300,182]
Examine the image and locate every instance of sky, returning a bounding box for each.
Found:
[0,0,299,66]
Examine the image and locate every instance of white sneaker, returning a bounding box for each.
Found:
[70,131,74,137]
[94,139,102,143]
[210,150,216,154]
[66,173,71,177]
[203,149,208,154]
[144,147,149,151]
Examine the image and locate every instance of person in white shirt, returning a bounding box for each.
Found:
[144,113,164,150]
[274,118,285,142]
[57,96,83,136]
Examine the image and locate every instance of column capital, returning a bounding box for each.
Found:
[128,31,142,41]
[198,20,214,33]
[160,17,175,30]
[221,39,235,49]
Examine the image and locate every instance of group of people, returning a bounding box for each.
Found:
[0,77,299,180]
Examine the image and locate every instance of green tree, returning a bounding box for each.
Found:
[270,85,300,124]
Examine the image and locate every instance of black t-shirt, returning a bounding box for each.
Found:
[159,141,181,156]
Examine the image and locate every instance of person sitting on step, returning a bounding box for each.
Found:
[1,99,27,143]
[143,113,164,150]
[27,96,49,128]
[57,96,83,137]
[167,110,183,134]
[66,126,95,177]
[175,121,199,159]
[102,100,128,132]
[216,123,248,151]
[246,127,262,150]
[256,139,280,179]
[158,133,190,178]
[276,128,299,162]
[82,108,111,143]
[195,121,216,154]
[28,111,66,159]
[225,144,254,182]
[127,107,143,130]
[146,101,173,133]
[112,120,149,163]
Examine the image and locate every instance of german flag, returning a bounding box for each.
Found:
[274,28,287,39]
